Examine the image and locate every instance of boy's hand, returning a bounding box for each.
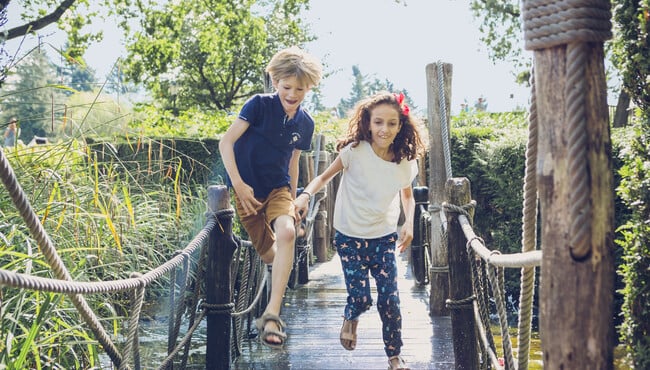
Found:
[234,183,262,216]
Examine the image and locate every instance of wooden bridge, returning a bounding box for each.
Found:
[232,249,455,369]
[0,3,620,366]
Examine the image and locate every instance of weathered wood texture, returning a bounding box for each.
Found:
[425,62,452,317]
[535,45,615,368]
[233,252,455,369]
[445,178,479,370]
[206,185,238,369]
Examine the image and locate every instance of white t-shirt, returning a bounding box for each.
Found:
[333,141,418,239]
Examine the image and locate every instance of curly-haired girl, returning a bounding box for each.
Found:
[294,91,426,370]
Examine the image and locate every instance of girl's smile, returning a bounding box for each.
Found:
[368,104,401,160]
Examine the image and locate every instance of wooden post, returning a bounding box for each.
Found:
[313,147,330,262]
[445,177,479,370]
[426,62,452,316]
[205,185,238,370]
[535,44,615,368]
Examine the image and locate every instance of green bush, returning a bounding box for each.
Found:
[449,118,529,318]
[615,114,650,368]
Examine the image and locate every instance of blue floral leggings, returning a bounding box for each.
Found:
[334,231,403,357]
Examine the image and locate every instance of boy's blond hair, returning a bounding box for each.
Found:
[265,46,323,87]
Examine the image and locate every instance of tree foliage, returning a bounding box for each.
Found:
[470,1,524,65]
[612,0,650,110]
[120,0,313,111]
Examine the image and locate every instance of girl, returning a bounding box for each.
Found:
[294,92,425,370]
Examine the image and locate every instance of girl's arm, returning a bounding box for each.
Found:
[397,185,415,253]
[294,155,343,219]
[218,117,261,216]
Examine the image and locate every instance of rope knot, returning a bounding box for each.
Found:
[442,200,476,218]
[523,0,612,50]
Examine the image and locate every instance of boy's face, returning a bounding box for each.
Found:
[274,76,311,116]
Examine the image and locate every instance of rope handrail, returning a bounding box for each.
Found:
[462,223,542,268]
[0,215,221,294]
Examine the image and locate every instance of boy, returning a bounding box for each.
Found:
[218,46,322,349]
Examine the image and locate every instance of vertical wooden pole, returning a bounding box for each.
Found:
[426,62,453,316]
[445,177,479,370]
[205,185,237,370]
[313,136,330,262]
[535,45,615,368]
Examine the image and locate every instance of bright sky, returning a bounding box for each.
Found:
[303,0,532,114]
[4,0,533,114]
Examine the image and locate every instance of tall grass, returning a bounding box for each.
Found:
[0,138,209,368]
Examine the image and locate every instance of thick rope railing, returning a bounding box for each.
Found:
[0,146,125,368]
[522,0,612,261]
[0,145,249,368]
[442,200,542,369]
[517,68,539,370]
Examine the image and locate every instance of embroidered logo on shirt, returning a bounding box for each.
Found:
[290,132,302,145]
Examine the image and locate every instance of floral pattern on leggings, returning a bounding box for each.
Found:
[334,231,403,357]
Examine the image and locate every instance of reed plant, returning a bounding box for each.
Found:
[0,137,209,368]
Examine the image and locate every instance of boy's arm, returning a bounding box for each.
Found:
[288,149,302,199]
[218,117,262,216]
[397,185,415,253]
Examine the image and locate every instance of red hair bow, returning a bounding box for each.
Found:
[393,92,410,116]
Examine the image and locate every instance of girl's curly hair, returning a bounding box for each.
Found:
[336,91,426,163]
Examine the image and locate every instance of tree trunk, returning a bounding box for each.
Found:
[535,44,615,369]
[612,89,631,128]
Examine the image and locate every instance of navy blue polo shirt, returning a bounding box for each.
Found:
[229,93,314,198]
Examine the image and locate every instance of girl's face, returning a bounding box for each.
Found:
[274,76,311,116]
[368,103,401,152]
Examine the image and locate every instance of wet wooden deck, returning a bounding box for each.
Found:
[232,250,455,369]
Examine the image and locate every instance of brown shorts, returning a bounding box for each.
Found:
[233,187,296,255]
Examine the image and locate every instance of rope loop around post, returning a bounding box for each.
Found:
[445,295,476,310]
[442,200,476,219]
[201,302,235,315]
[205,208,235,219]
[522,0,612,51]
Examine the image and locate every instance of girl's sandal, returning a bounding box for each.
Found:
[387,355,410,370]
[339,318,358,351]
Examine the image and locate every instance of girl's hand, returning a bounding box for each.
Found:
[234,183,262,216]
[293,192,310,221]
[396,226,413,253]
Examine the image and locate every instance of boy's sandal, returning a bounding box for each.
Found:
[254,313,287,350]
[387,355,410,370]
[339,318,358,351]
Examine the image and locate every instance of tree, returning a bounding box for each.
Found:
[0,0,134,87]
[1,50,65,141]
[470,0,525,69]
[468,1,643,126]
[120,0,312,112]
[612,0,650,112]
[335,65,416,117]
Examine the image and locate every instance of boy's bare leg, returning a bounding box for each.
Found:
[258,214,295,345]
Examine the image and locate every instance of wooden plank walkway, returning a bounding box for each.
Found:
[232,250,455,369]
